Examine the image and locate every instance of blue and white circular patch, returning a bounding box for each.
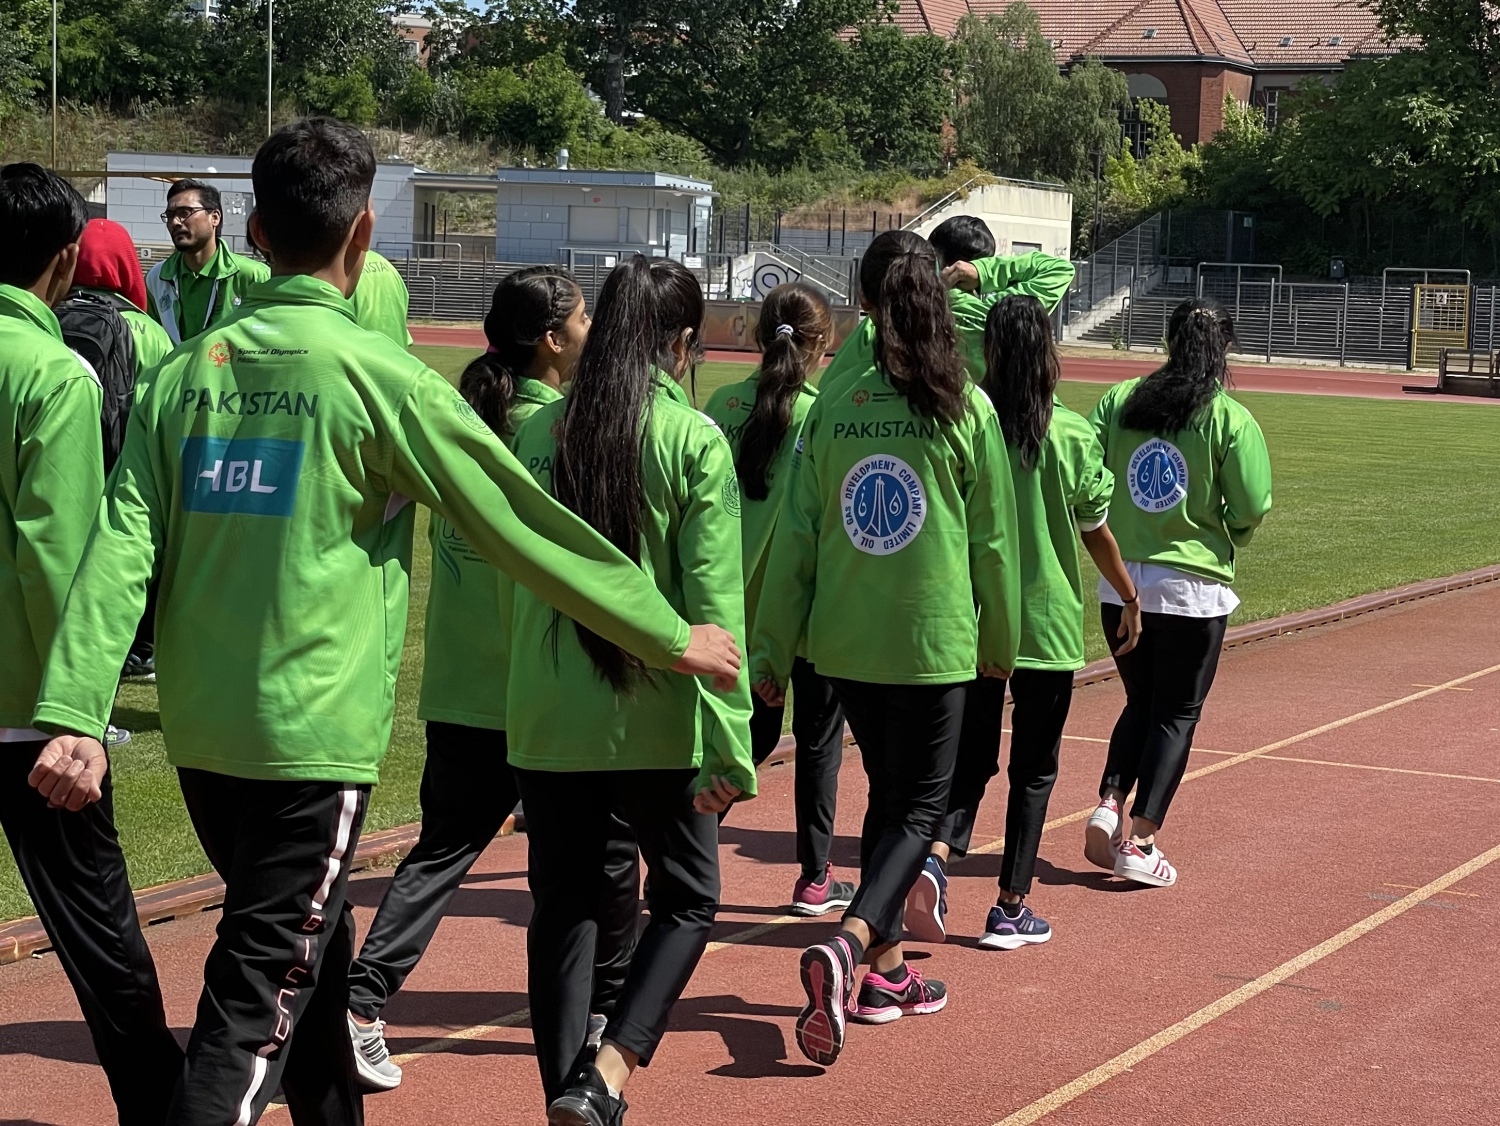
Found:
[1127,438,1189,512]
[842,454,926,555]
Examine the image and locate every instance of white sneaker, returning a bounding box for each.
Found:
[348,1012,402,1091]
[1084,797,1122,870]
[1114,840,1177,887]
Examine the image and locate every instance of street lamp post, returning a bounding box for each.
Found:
[266,0,273,136]
[51,0,58,167]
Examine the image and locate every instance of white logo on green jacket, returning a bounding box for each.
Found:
[1128,438,1189,512]
[842,454,926,555]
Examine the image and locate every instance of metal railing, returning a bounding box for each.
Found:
[1062,213,1165,332]
[1080,272,1500,369]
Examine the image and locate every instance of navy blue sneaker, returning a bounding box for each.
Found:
[904,855,948,943]
[979,901,1052,950]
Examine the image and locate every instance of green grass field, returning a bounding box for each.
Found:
[3,347,1497,921]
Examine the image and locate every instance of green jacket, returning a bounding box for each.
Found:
[504,383,757,797]
[819,252,1076,398]
[33,276,695,783]
[1089,378,1273,583]
[146,243,270,345]
[352,251,413,348]
[0,285,105,729]
[419,377,563,729]
[751,367,1022,687]
[1011,399,1114,671]
[121,307,174,375]
[701,372,818,639]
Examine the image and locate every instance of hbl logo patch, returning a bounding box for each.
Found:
[1127,438,1188,512]
[842,453,925,555]
[180,437,304,517]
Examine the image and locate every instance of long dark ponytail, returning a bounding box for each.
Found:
[459,266,581,435]
[982,294,1059,470]
[739,283,832,500]
[1120,298,1236,433]
[552,255,704,691]
[859,229,969,426]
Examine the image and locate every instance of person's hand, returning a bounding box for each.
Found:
[979,665,1011,680]
[1115,600,1143,655]
[693,775,743,814]
[29,735,108,811]
[940,261,980,292]
[672,624,742,692]
[753,678,786,707]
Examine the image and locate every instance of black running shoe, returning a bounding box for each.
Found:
[547,1063,626,1126]
[121,642,156,682]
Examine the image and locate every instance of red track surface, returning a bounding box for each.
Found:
[3,583,1499,1124]
[409,326,1498,404]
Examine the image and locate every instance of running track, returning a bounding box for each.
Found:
[409,325,1500,405]
[3,582,1498,1124]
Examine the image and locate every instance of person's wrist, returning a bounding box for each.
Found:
[1121,590,1139,605]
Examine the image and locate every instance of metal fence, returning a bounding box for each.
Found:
[1082,273,1500,368]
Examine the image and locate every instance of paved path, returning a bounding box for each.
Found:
[3,584,1497,1124]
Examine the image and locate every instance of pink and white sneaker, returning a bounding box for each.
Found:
[849,966,948,1025]
[795,936,856,1065]
[1114,839,1177,887]
[790,864,857,917]
[1084,796,1124,870]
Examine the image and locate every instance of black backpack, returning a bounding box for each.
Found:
[56,290,138,473]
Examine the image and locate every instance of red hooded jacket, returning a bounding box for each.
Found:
[74,218,149,313]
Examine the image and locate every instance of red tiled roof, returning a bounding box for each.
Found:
[886,0,1394,67]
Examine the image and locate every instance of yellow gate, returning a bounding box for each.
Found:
[1411,284,1471,369]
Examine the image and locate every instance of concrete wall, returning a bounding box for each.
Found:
[106,152,415,257]
[915,180,1074,262]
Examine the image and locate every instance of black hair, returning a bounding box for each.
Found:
[1120,298,1236,433]
[859,229,969,426]
[251,117,376,270]
[552,255,704,691]
[166,177,222,214]
[739,283,832,501]
[459,267,582,436]
[928,215,996,268]
[982,295,1059,470]
[0,163,89,289]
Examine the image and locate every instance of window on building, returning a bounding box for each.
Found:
[1120,102,1154,157]
[1259,87,1286,128]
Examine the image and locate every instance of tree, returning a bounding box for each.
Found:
[208,0,408,114]
[1270,0,1500,233]
[952,4,1129,182]
[42,0,208,108]
[589,0,878,168]
[455,52,596,153]
[0,0,48,116]
[841,25,951,169]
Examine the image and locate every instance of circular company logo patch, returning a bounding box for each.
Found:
[1128,438,1189,512]
[842,454,926,555]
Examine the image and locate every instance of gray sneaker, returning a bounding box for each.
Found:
[104,725,131,749]
[348,1012,402,1091]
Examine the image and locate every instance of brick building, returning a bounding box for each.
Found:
[889,0,1395,145]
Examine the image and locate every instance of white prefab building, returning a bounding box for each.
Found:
[104,152,417,257]
[489,169,715,263]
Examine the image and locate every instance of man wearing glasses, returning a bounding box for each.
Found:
[145,178,270,345]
